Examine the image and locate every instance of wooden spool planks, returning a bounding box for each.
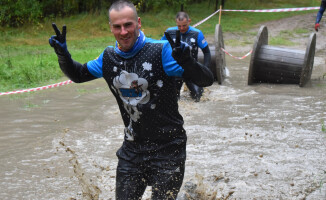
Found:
[248,25,316,87]
[198,24,226,84]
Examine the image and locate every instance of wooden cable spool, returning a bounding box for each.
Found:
[198,24,226,84]
[248,25,316,87]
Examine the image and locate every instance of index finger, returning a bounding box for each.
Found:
[164,31,175,48]
[175,30,181,47]
[52,23,61,36]
[62,25,67,39]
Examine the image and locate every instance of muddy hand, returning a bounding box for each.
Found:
[49,23,68,55]
[165,30,191,65]
[165,30,181,48]
[315,23,320,32]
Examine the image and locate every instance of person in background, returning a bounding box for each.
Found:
[161,11,211,102]
[49,0,213,199]
[315,0,326,31]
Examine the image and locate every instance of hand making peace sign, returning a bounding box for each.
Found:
[49,23,68,55]
[164,30,192,65]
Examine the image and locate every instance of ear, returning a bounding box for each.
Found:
[137,17,142,29]
[188,18,191,24]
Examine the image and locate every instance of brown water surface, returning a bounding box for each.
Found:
[1,49,326,200]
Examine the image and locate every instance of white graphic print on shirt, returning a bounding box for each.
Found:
[112,61,164,141]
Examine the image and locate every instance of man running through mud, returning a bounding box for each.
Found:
[162,11,211,102]
[49,0,213,199]
[315,0,326,31]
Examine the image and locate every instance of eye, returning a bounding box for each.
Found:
[112,24,121,29]
[124,22,132,28]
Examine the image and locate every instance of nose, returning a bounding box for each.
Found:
[121,26,128,35]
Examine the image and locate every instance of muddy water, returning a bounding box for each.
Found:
[0,53,326,199]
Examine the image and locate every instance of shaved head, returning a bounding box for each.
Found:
[108,0,138,22]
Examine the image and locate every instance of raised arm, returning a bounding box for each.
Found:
[49,23,97,83]
[164,30,213,87]
[201,46,211,68]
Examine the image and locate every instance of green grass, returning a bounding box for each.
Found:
[0,0,320,92]
[293,28,311,34]
[269,30,297,46]
[270,37,296,46]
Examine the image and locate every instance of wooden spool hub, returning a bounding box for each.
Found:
[198,24,226,84]
[248,25,316,87]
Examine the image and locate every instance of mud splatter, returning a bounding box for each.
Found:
[59,140,101,200]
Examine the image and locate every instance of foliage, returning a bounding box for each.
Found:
[0,0,42,27]
[0,0,320,27]
[0,0,114,27]
[41,0,113,18]
[134,0,191,13]
[1,0,192,27]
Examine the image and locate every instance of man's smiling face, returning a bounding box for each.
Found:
[109,6,141,52]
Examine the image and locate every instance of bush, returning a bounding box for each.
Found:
[0,0,42,27]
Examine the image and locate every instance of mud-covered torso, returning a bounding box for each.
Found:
[101,42,185,145]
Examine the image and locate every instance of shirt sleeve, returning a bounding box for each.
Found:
[161,34,167,40]
[316,2,326,24]
[197,31,208,49]
[161,42,184,77]
[86,52,104,78]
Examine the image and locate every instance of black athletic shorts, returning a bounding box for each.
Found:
[116,158,185,200]
[115,140,186,200]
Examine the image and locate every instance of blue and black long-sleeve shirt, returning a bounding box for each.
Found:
[56,30,213,161]
[316,0,326,24]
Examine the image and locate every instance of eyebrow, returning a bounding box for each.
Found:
[112,21,133,27]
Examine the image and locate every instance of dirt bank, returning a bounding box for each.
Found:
[206,13,326,56]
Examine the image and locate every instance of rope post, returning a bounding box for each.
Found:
[219,5,222,24]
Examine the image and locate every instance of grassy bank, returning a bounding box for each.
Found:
[0,0,320,92]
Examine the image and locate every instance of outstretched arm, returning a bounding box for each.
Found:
[316,2,326,24]
[49,23,97,83]
[196,30,211,68]
[165,30,213,87]
[202,45,211,68]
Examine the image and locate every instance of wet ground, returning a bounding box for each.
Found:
[1,13,326,200]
